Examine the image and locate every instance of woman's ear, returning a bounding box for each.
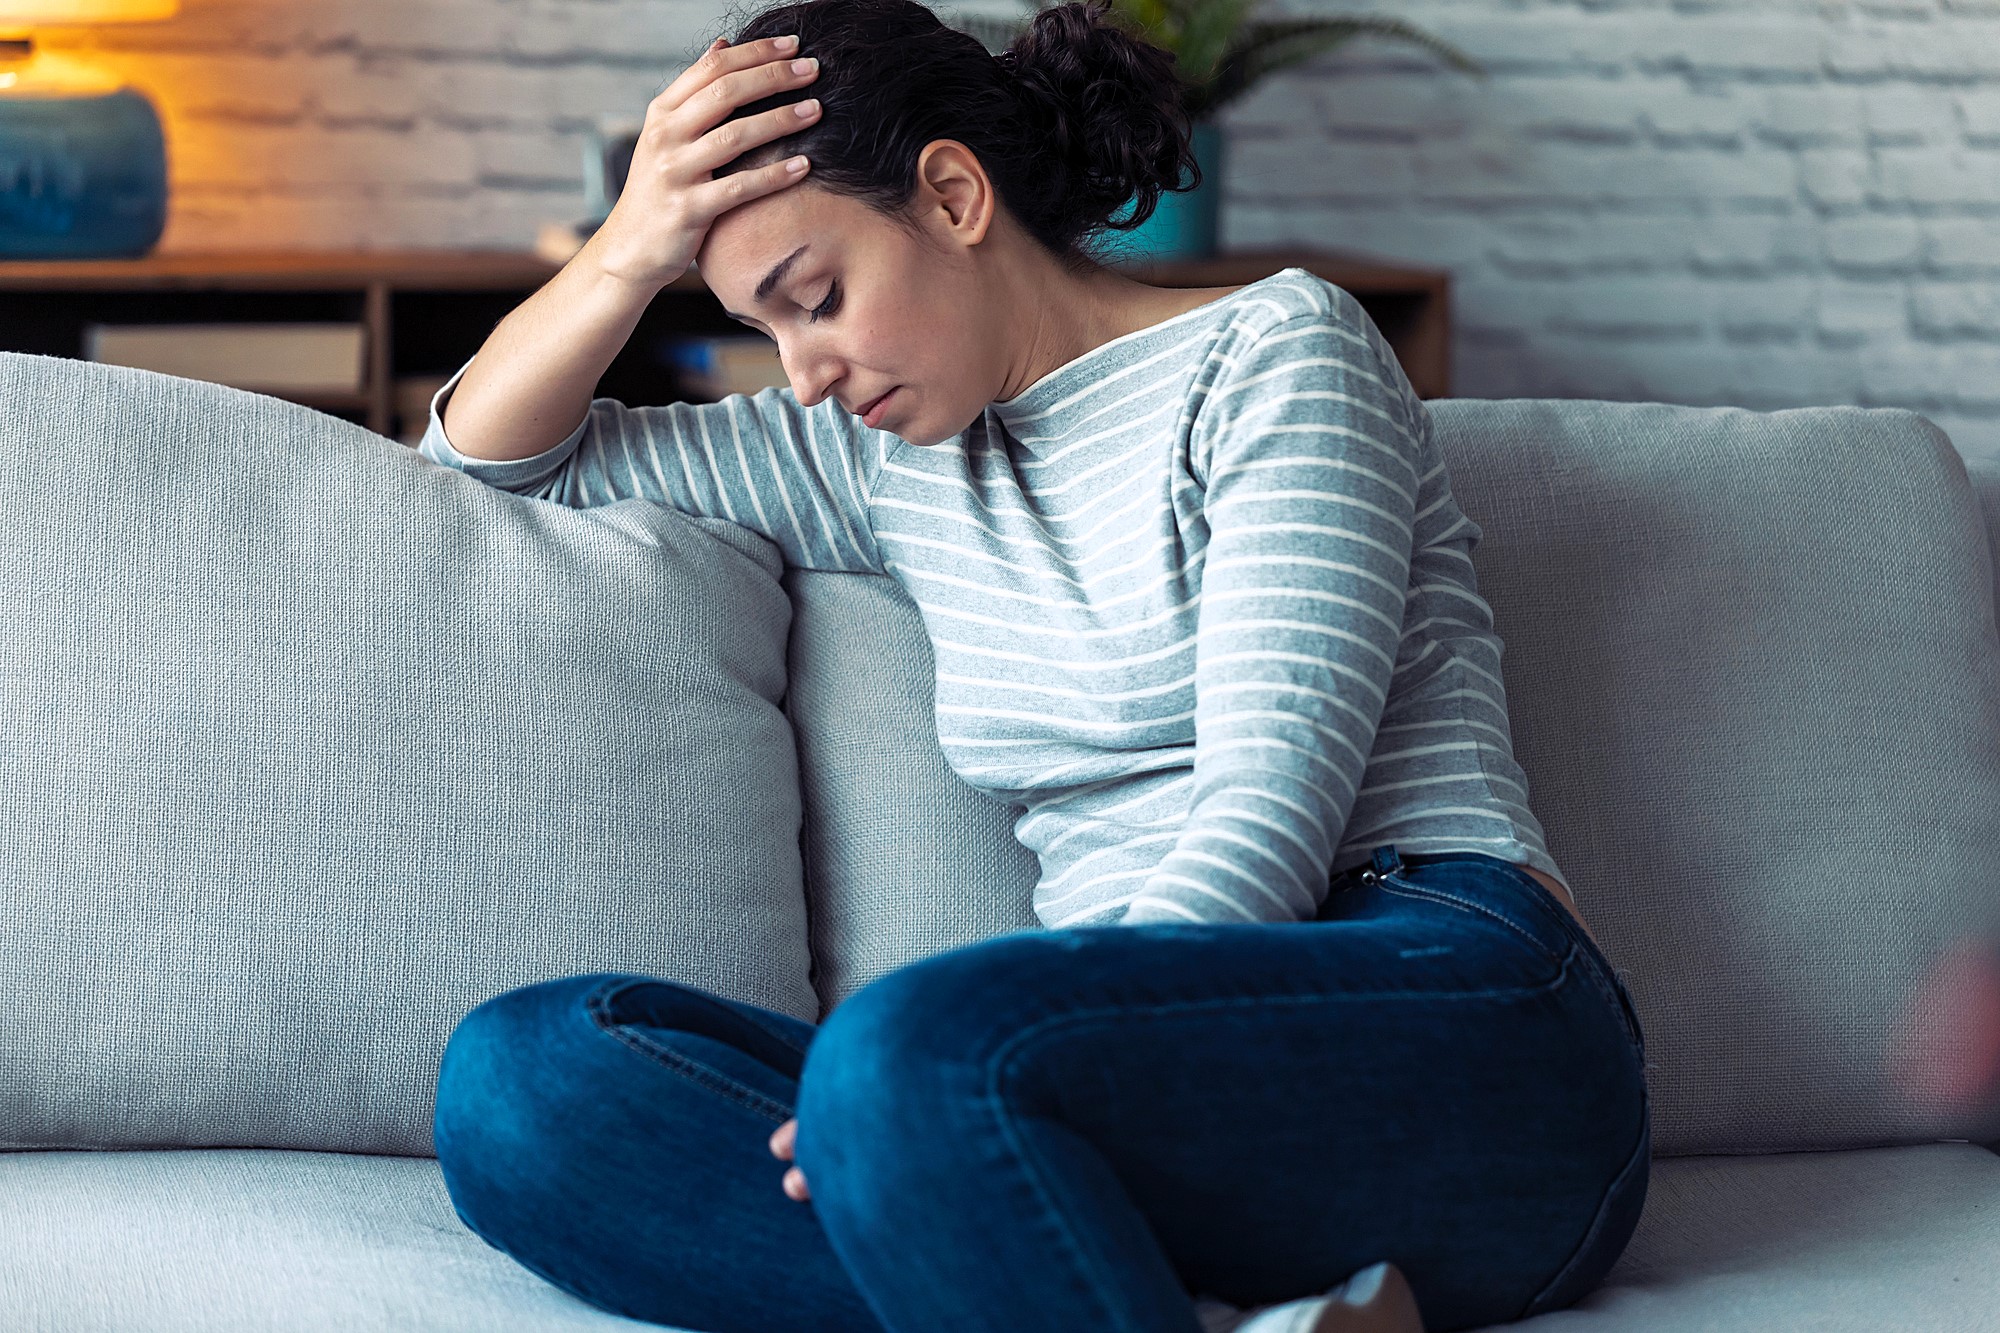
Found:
[913,140,995,247]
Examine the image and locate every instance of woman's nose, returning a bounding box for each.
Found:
[780,342,836,404]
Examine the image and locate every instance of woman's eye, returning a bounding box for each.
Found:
[806,282,841,324]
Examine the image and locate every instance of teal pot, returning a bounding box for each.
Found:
[0,87,167,258]
[1096,118,1224,264]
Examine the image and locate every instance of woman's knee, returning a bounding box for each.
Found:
[432,971,650,1237]
[794,934,1065,1180]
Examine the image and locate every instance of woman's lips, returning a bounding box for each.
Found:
[861,387,897,428]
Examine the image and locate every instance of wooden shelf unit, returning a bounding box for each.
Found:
[0,245,1451,439]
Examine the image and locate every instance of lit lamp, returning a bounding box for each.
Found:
[0,0,174,258]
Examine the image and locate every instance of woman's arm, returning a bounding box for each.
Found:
[439,233,662,464]
[441,30,827,461]
[1121,308,1424,926]
[418,349,887,574]
[409,32,888,572]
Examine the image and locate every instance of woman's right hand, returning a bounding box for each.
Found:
[588,32,824,290]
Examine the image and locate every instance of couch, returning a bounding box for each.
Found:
[2,346,1997,1332]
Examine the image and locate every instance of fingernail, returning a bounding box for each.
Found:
[794,98,819,117]
[792,57,817,74]
[774,33,799,51]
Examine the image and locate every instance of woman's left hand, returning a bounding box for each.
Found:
[769,1117,811,1201]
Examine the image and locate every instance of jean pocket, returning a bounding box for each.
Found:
[1373,872,1568,969]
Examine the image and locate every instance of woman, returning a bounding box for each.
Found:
[422,2,1651,1331]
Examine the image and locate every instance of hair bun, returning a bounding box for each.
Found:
[998,0,1200,245]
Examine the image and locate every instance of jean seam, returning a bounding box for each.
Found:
[585,983,794,1125]
[1566,941,1647,1059]
[978,1063,1130,1329]
[1515,1078,1651,1321]
[974,971,1575,1327]
[1375,874,1566,968]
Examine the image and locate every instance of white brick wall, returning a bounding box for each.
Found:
[1226,0,2000,464]
[45,0,2000,464]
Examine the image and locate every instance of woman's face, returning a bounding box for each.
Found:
[694,145,1022,448]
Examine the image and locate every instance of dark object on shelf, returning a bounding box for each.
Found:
[0,2,181,260]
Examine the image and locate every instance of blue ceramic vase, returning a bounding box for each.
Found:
[0,87,168,258]
[1095,117,1223,264]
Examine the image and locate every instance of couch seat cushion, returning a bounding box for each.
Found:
[1475,1141,2000,1330]
[1,1143,1993,1331]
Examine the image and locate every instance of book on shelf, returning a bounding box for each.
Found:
[658,334,788,400]
[84,322,366,395]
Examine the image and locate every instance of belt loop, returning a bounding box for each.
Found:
[1359,844,1402,887]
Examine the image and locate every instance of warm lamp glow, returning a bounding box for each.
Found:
[0,0,175,255]
[0,0,178,94]
[0,0,177,22]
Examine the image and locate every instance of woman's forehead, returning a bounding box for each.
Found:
[700,188,865,297]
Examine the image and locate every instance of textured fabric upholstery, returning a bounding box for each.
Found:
[1968,456,2000,620]
[0,352,817,1155]
[784,399,2000,1157]
[780,567,1041,1016]
[1433,400,2000,1156]
[1,1143,1993,1331]
[0,1148,667,1330]
[1478,1141,2000,1330]
[6,364,2000,1331]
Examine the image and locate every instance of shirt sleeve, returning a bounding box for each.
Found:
[1119,310,1424,926]
[414,354,886,574]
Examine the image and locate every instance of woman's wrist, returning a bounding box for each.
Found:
[576,224,680,298]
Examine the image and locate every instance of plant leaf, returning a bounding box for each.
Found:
[989,3,1487,120]
[1196,16,1484,117]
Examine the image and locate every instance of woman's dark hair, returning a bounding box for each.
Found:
[708,0,1200,275]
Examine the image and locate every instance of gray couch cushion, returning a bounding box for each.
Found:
[2,1143,1992,1331]
[0,352,817,1155]
[1439,400,2000,1156]
[0,1147,666,1330]
[781,568,1041,1016]
[1480,1142,2000,1330]
[1967,456,2000,616]
[785,398,2000,1156]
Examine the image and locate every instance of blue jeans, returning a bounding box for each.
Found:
[434,845,1650,1333]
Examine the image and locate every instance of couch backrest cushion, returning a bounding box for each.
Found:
[787,398,2000,1157]
[1427,400,2000,1156]
[781,569,1042,1017]
[0,352,817,1155]
[1969,457,2000,614]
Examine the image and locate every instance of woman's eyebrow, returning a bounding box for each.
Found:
[721,243,811,320]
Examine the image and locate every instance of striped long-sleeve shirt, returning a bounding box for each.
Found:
[416,266,1568,929]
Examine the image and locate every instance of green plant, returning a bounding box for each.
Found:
[979,0,1486,120]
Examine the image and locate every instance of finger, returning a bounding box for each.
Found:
[652,33,800,117]
[783,1166,811,1201]
[684,97,821,179]
[679,52,818,147]
[769,1116,797,1160]
[688,153,811,215]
